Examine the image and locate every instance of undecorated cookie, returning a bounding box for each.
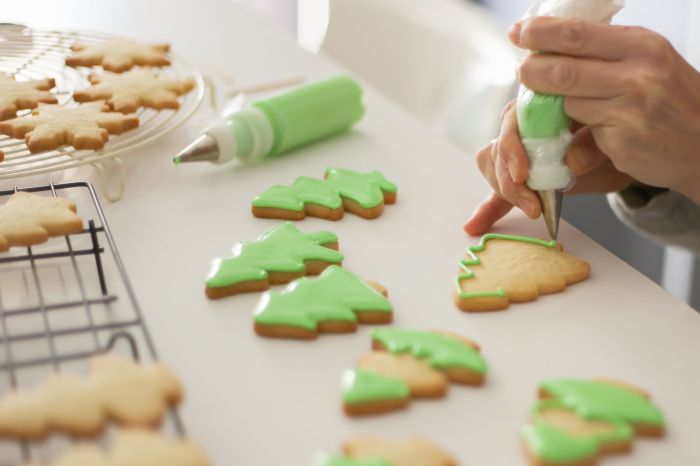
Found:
[0,102,139,153]
[316,436,457,466]
[205,222,343,299]
[454,233,590,312]
[0,191,84,252]
[254,265,393,340]
[0,354,183,439]
[74,70,195,113]
[342,329,487,416]
[65,39,170,72]
[522,378,665,466]
[0,74,56,121]
[34,429,210,466]
[252,168,397,221]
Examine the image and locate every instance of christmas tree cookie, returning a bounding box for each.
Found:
[316,436,457,466]
[252,168,397,221]
[454,234,590,312]
[342,329,487,416]
[254,265,392,339]
[0,192,84,252]
[205,222,343,299]
[522,378,665,466]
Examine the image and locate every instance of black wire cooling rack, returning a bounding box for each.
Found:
[0,181,183,464]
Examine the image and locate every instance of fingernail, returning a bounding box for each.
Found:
[508,163,519,183]
[509,22,522,45]
[516,197,537,218]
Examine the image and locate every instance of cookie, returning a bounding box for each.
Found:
[252,168,397,221]
[254,265,393,340]
[65,39,170,73]
[0,73,56,121]
[0,102,139,153]
[0,191,84,252]
[342,329,487,416]
[316,436,458,466]
[205,222,343,299]
[522,378,665,466]
[38,429,210,466]
[74,70,195,113]
[0,354,183,439]
[454,233,590,312]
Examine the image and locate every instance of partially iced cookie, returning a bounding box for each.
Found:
[454,233,590,312]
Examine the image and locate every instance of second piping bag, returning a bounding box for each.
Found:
[516,0,625,239]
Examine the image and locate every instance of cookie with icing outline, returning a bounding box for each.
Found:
[454,233,590,312]
[65,39,170,73]
[0,102,139,153]
[342,328,487,416]
[205,222,343,299]
[0,73,56,122]
[74,70,195,113]
[0,191,84,252]
[252,168,397,221]
[0,353,183,439]
[33,429,210,466]
[522,378,665,466]
[254,265,393,340]
[316,436,458,466]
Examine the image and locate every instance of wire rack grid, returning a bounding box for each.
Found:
[0,182,183,465]
[0,24,205,185]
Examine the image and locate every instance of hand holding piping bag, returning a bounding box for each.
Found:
[465,0,700,237]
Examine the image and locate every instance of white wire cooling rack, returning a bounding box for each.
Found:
[0,24,205,197]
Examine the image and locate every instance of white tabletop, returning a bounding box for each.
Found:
[4,1,700,465]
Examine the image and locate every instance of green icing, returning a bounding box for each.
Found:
[540,379,666,427]
[206,222,343,289]
[342,368,409,405]
[254,265,392,330]
[371,328,487,374]
[455,233,557,300]
[523,399,633,464]
[517,87,571,139]
[316,454,393,466]
[252,168,397,211]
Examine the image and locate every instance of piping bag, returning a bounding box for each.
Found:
[517,0,625,239]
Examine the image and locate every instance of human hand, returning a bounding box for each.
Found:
[465,16,700,236]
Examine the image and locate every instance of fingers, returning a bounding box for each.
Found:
[475,140,541,219]
[463,192,514,236]
[568,160,633,193]
[497,103,529,183]
[563,96,616,126]
[565,127,609,176]
[511,17,645,61]
[519,54,627,98]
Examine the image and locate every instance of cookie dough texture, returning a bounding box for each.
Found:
[74,70,195,113]
[0,102,139,153]
[454,234,590,312]
[0,354,183,438]
[0,191,84,252]
[65,39,170,72]
[28,429,210,466]
[317,437,457,466]
[0,74,56,121]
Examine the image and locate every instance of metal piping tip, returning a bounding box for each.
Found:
[173,134,220,165]
[537,190,563,241]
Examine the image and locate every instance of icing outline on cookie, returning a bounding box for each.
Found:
[454,233,558,299]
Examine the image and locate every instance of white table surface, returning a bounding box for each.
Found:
[3,1,700,465]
